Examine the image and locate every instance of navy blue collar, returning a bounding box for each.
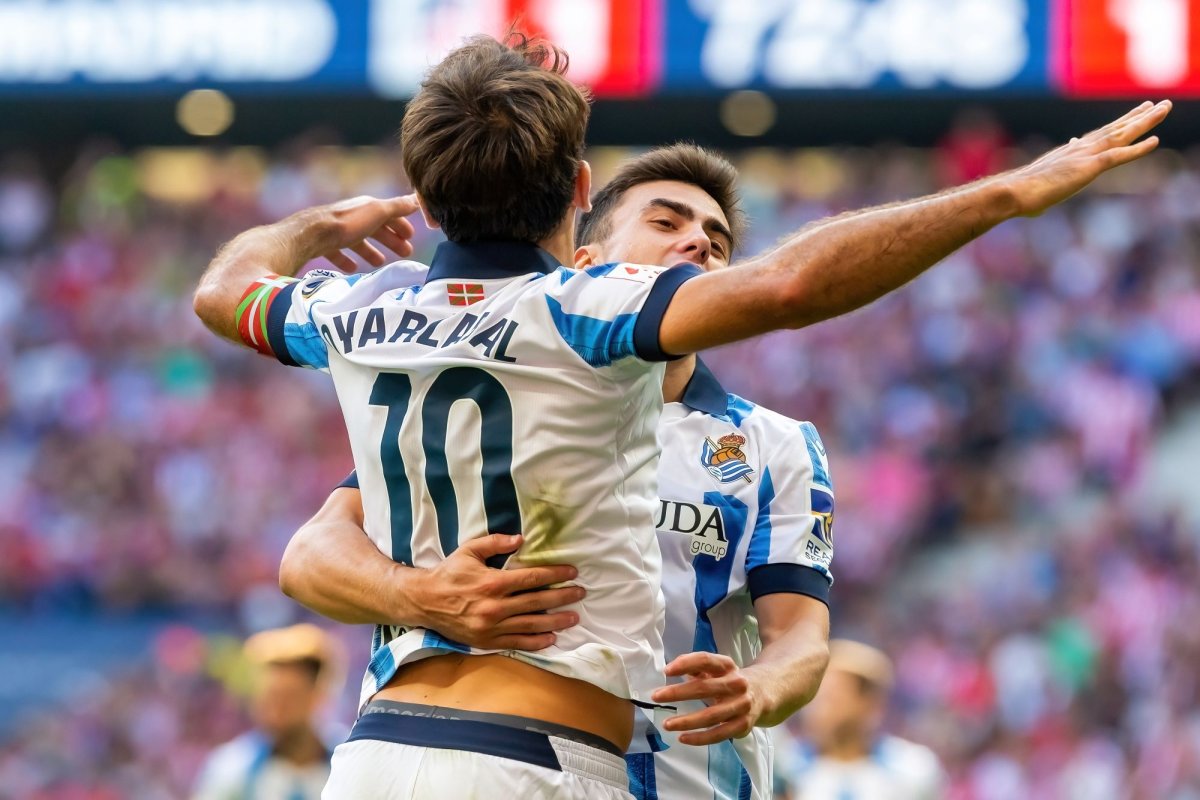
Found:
[425,241,563,283]
[681,358,728,417]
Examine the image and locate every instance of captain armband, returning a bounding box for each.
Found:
[234,274,298,356]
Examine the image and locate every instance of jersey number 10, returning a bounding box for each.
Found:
[369,368,522,568]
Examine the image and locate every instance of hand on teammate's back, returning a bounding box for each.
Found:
[1002,100,1172,217]
[309,194,421,272]
[411,533,585,651]
[651,652,765,746]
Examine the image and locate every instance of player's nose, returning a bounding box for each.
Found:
[675,231,710,267]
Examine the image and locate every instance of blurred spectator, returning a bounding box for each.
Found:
[192,624,344,800]
[775,640,945,800]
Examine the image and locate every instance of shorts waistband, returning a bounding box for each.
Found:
[360,700,623,756]
[351,702,628,789]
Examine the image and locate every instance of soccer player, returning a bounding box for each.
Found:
[775,640,945,800]
[278,144,835,800]
[193,33,1168,798]
[192,624,344,800]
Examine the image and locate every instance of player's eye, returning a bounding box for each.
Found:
[651,218,675,230]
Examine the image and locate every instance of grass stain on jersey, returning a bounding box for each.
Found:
[517,487,572,567]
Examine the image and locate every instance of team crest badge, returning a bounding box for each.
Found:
[700,433,755,484]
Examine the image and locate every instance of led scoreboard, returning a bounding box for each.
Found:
[0,0,1195,98]
[1056,0,1200,96]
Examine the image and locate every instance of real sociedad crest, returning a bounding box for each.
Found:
[701,433,756,484]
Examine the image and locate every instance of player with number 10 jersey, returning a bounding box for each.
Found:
[244,243,696,730]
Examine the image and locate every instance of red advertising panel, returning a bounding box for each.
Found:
[1055,0,1200,96]
[506,0,662,96]
[366,0,662,100]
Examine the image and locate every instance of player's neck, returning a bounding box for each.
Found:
[820,735,873,762]
[536,217,577,268]
[270,726,327,766]
[662,356,697,404]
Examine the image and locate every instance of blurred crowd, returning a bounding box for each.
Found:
[2,120,1200,797]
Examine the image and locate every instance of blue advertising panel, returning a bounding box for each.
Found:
[0,0,374,96]
[663,0,1051,93]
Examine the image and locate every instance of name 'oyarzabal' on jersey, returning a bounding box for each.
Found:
[320,306,521,362]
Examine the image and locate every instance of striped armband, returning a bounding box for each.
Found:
[235,274,298,356]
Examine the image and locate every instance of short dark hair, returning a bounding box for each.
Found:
[401,33,591,244]
[577,144,746,255]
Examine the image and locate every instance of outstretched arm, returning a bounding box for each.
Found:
[659,101,1172,354]
[279,487,586,650]
[193,195,419,344]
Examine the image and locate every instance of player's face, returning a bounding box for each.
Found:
[581,180,734,273]
[801,667,883,745]
[251,663,320,739]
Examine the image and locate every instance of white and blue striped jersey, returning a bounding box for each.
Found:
[252,242,700,737]
[626,360,835,800]
[776,735,945,800]
[192,731,333,800]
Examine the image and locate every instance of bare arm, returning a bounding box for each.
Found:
[659,101,1171,354]
[279,487,586,650]
[740,593,830,727]
[650,593,830,746]
[193,195,418,343]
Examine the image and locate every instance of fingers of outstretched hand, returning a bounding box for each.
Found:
[1072,101,1158,149]
[372,223,415,258]
[1101,136,1161,169]
[351,241,386,267]
[1119,100,1172,141]
[323,250,358,272]
[1096,101,1171,149]
[385,193,421,218]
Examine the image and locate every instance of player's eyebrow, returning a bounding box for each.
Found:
[643,198,734,251]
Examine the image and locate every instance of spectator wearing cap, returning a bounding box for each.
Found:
[192,624,344,800]
[775,640,945,800]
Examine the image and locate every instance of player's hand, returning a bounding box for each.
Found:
[411,533,584,651]
[650,652,766,746]
[305,194,420,271]
[1003,100,1171,217]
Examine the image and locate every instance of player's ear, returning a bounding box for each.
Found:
[573,161,592,213]
[415,193,440,230]
[574,243,602,269]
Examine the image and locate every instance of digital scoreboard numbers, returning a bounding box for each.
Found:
[672,0,1044,91]
[1056,0,1200,96]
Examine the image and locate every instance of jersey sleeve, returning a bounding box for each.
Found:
[190,738,258,800]
[745,420,835,605]
[235,262,429,370]
[541,262,701,367]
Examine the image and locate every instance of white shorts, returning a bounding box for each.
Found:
[322,703,632,800]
